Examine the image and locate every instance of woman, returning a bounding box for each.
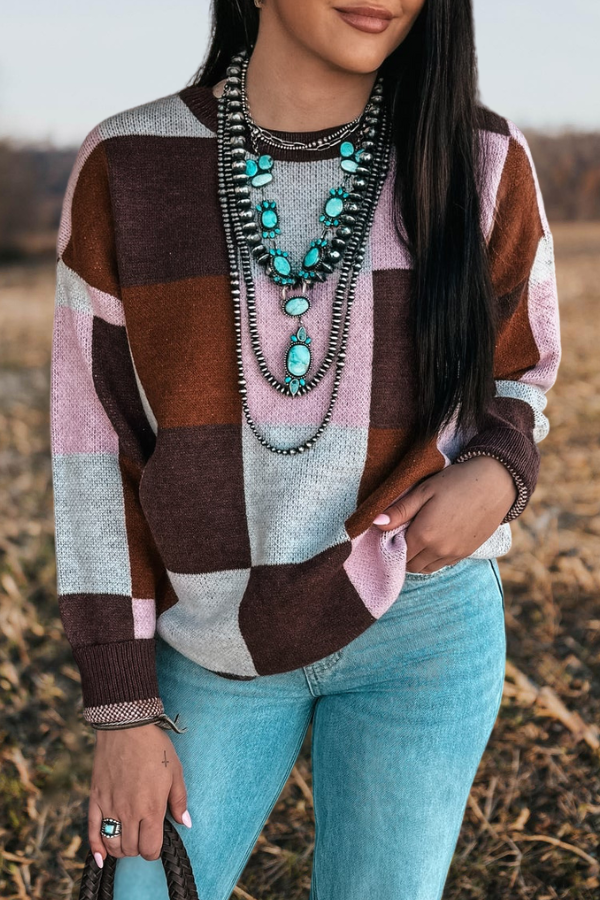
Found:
[51,1,560,898]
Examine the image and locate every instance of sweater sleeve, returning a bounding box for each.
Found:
[454,122,561,522]
[50,127,168,727]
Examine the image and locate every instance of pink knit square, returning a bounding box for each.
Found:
[51,306,119,455]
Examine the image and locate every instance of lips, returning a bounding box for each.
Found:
[335,5,393,34]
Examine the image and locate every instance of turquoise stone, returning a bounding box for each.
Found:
[287,342,311,377]
[289,379,300,395]
[297,325,307,341]
[273,255,291,276]
[340,141,355,158]
[258,154,273,170]
[341,159,358,174]
[303,246,320,268]
[261,208,278,228]
[252,172,273,187]
[325,197,344,217]
[284,295,310,316]
[245,159,258,177]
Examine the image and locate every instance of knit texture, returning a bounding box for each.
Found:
[50,84,561,725]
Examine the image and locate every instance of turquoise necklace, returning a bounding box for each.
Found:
[217,48,391,455]
[229,51,386,397]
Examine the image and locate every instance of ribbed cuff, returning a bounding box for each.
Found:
[72,638,160,710]
[454,427,539,523]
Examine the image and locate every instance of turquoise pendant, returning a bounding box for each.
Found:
[298,238,329,282]
[303,246,320,269]
[285,325,312,388]
[269,248,294,283]
[320,187,350,227]
[273,254,291,276]
[283,295,310,316]
[256,200,280,238]
[262,208,278,228]
[325,197,344,217]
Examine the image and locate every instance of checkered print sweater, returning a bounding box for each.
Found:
[51,84,561,727]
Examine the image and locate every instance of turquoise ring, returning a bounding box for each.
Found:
[100,817,122,838]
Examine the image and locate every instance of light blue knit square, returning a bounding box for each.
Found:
[52,453,132,596]
[55,260,92,314]
[97,94,214,141]
[241,421,369,566]
[158,568,256,676]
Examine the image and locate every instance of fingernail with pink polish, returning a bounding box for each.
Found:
[182,810,192,828]
[94,852,104,869]
[373,514,390,525]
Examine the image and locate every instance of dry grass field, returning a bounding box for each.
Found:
[0,223,599,899]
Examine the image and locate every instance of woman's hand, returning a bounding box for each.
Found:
[88,724,192,868]
[373,456,518,573]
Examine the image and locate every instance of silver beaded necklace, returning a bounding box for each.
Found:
[240,60,371,154]
[216,49,392,455]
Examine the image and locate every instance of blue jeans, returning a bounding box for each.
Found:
[113,556,506,900]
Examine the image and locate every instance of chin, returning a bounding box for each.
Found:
[319,45,389,76]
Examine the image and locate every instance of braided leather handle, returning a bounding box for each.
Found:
[78,817,199,900]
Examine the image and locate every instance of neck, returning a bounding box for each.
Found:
[245,27,378,133]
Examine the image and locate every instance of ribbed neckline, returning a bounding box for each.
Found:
[178,83,364,162]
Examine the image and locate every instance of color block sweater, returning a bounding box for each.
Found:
[50,83,561,728]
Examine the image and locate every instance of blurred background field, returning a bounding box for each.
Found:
[0,166,599,899]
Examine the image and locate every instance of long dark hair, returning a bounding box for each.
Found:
[190,0,496,447]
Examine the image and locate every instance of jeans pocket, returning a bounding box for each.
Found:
[404,555,471,580]
[402,555,475,586]
[403,564,454,580]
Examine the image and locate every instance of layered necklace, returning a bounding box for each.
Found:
[216,48,391,455]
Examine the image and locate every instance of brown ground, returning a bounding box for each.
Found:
[0,224,599,899]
